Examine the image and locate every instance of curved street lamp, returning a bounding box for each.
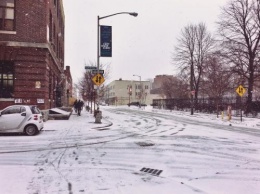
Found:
[97,12,138,73]
[96,12,138,108]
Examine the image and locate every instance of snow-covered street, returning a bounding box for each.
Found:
[0,106,260,194]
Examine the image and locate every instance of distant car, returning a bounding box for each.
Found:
[127,102,139,106]
[99,102,108,106]
[0,105,44,136]
[127,102,147,107]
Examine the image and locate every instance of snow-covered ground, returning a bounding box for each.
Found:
[0,106,260,194]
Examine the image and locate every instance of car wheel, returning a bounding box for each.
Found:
[24,125,38,136]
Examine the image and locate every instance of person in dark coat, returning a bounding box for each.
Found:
[73,99,78,113]
[75,100,84,116]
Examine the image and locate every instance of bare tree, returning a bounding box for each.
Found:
[78,61,111,102]
[201,54,234,98]
[78,71,94,101]
[217,0,260,113]
[161,76,189,99]
[173,23,215,114]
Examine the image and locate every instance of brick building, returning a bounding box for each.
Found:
[64,65,72,106]
[150,75,173,101]
[152,75,173,90]
[0,0,71,110]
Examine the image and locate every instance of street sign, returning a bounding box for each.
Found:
[85,66,97,70]
[236,85,246,97]
[92,69,104,74]
[92,73,105,86]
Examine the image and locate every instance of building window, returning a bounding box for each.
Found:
[136,84,141,89]
[57,0,59,18]
[49,11,52,42]
[0,0,15,31]
[53,24,56,49]
[0,61,14,98]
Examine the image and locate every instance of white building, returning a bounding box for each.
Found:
[104,79,152,106]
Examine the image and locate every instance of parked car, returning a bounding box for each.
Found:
[0,105,44,136]
[127,102,147,107]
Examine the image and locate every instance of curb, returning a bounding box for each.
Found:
[91,118,113,129]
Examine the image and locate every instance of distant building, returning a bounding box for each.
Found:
[64,66,73,107]
[150,75,173,99]
[152,75,174,90]
[0,0,70,110]
[105,78,152,106]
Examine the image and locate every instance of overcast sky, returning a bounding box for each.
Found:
[63,0,229,84]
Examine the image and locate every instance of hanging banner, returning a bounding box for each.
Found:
[100,25,112,57]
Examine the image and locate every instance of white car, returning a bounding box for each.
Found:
[0,105,44,136]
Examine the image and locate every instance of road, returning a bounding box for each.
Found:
[0,106,260,194]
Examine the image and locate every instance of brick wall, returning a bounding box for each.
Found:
[0,0,47,42]
[0,0,66,110]
[0,0,65,64]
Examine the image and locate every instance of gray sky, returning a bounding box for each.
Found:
[63,0,229,84]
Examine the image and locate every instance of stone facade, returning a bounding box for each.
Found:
[105,79,152,106]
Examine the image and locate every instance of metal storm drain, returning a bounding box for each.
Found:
[140,167,163,176]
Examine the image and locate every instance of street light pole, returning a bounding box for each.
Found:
[97,12,138,108]
[97,15,100,76]
[133,74,141,106]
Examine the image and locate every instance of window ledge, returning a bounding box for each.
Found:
[0,30,16,34]
[0,98,14,101]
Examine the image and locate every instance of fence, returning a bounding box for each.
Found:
[152,97,260,117]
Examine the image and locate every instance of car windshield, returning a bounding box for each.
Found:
[30,106,41,114]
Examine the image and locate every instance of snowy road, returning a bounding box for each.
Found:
[0,106,260,194]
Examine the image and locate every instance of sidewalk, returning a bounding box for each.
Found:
[150,107,260,128]
[69,109,113,129]
[41,108,113,134]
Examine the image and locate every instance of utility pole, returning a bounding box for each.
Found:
[190,62,194,115]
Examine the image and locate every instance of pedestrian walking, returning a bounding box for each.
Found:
[75,100,84,116]
[73,99,78,114]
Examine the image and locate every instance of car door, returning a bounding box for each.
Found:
[0,106,27,132]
